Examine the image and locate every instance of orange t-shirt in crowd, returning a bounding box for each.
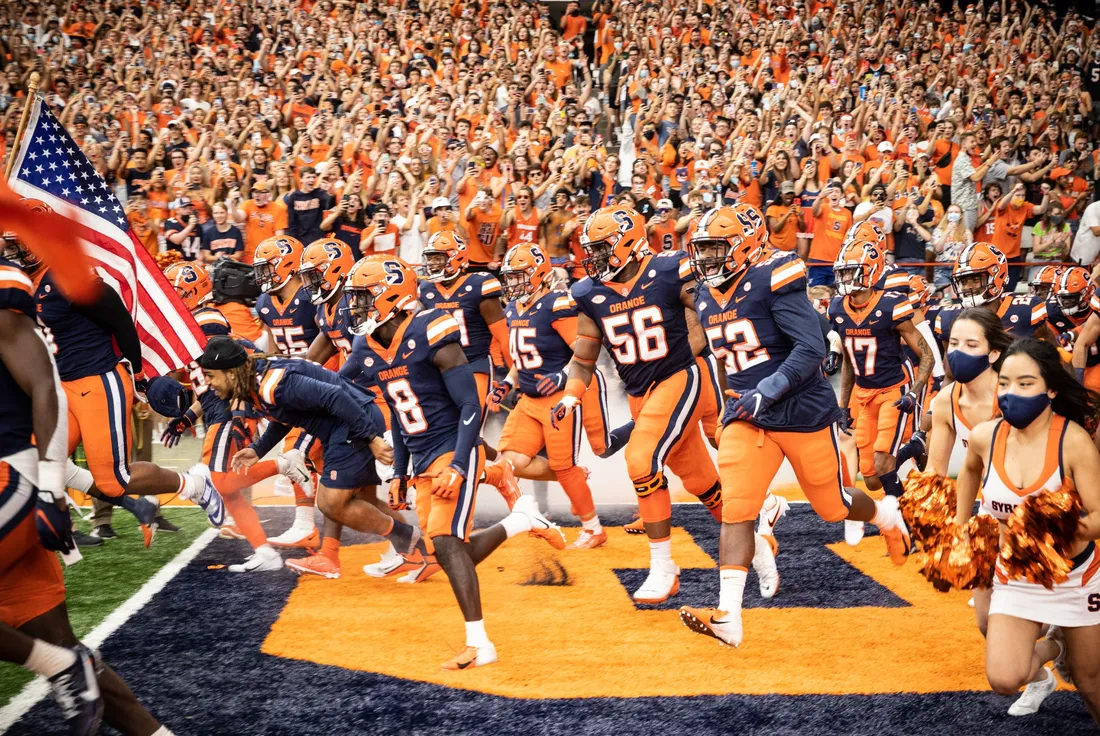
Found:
[764,202,800,251]
[648,218,680,252]
[809,205,852,263]
[990,202,1034,258]
[427,216,459,236]
[507,208,540,249]
[465,204,504,264]
[240,199,289,263]
[562,14,587,40]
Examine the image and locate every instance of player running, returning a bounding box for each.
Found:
[343,257,564,670]
[551,205,723,604]
[676,205,913,648]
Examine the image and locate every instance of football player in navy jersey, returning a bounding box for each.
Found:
[677,206,912,648]
[2,223,225,536]
[0,255,174,735]
[1058,268,1100,391]
[552,205,723,605]
[829,238,934,500]
[343,257,564,670]
[253,235,324,549]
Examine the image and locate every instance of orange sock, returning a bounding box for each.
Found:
[212,479,268,550]
[321,536,340,562]
[213,460,278,496]
[292,482,315,508]
[482,463,503,487]
[555,465,595,520]
[637,487,672,525]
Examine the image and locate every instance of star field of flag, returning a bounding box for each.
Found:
[13,104,130,231]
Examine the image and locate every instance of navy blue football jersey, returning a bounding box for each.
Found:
[418,272,502,373]
[505,290,578,397]
[0,259,37,457]
[186,307,236,427]
[571,253,695,396]
[828,290,918,390]
[936,295,1046,343]
[348,310,465,475]
[33,269,120,382]
[1047,301,1099,367]
[257,286,319,355]
[696,251,839,431]
[874,265,912,294]
[192,306,231,337]
[316,292,354,360]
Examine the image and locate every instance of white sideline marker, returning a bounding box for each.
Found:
[0,527,219,733]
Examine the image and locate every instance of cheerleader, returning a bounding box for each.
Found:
[956,338,1100,722]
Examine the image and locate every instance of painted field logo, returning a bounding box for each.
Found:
[262,508,988,697]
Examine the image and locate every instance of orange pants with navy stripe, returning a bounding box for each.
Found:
[414,448,487,541]
[849,384,910,477]
[579,369,612,455]
[719,422,851,524]
[626,364,718,517]
[0,461,66,628]
[64,363,133,498]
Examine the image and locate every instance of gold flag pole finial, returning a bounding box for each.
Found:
[5,71,42,178]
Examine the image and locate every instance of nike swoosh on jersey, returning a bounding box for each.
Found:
[641,282,653,289]
[401,350,415,359]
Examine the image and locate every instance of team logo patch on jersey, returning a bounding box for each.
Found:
[407,339,416,350]
[1010,315,1019,323]
[261,308,270,314]
[744,282,752,292]
[364,357,374,368]
[426,292,436,299]
[465,285,473,292]
[648,270,656,278]
[592,295,606,304]
[44,284,51,294]
[875,310,882,317]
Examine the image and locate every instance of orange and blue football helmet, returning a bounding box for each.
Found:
[164,262,213,310]
[844,220,887,248]
[422,230,470,283]
[833,238,885,296]
[344,256,419,336]
[907,274,931,310]
[688,204,767,287]
[579,205,646,281]
[299,238,354,304]
[1053,266,1094,318]
[1,198,52,271]
[952,242,1007,308]
[253,235,304,293]
[500,242,552,303]
[1028,264,1064,302]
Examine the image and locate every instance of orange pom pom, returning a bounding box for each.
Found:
[914,515,999,592]
[155,250,184,270]
[1000,484,1083,590]
[899,470,957,551]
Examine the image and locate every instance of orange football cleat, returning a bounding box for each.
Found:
[679,606,743,647]
[488,459,521,510]
[567,528,608,549]
[268,527,321,550]
[140,523,157,549]
[440,644,498,671]
[399,556,442,583]
[882,524,911,566]
[624,514,646,534]
[286,553,341,579]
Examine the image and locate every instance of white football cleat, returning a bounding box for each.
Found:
[844,520,865,546]
[752,533,780,599]
[273,476,295,497]
[1007,667,1056,716]
[183,464,226,527]
[228,546,284,573]
[757,493,790,538]
[440,643,498,671]
[266,525,320,549]
[363,544,403,577]
[513,495,566,550]
[679,606,743,647]
[277,449,313,495]
[633,559,680,604]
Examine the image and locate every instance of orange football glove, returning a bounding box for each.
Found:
[388,477,408,510]
[431,466,465,499]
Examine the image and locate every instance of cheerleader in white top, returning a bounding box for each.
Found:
[956,338,1100,723]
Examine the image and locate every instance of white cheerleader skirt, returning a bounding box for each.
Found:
[990,542,1100,627]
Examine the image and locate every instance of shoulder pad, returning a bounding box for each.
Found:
[425,311,462,347]
[478,274,502,297]
[768,256,807,293]
[0,264,35,317]
[570,277,595,300]
[553,293,577,312]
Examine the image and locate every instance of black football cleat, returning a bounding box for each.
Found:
[46,645,103,736]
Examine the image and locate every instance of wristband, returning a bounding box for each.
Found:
[184,408,199,425]
[564,377,587,400]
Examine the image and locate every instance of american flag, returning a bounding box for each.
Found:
[7,97,205,376]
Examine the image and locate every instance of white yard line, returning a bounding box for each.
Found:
[0,527,219,734]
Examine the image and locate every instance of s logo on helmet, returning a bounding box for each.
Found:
[277,239,294,256]
[383,261,405,285]
[611,210,635,231]
[180,267,199,284]
[865,245,880,261]
[734,208,763,233]
[323,242,344,261]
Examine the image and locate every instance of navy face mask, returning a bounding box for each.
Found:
[997,392,1051,429]
[946,350,990,384]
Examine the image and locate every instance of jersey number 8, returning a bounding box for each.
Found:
[387,379,428,434]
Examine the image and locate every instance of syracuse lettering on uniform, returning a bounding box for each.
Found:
[378,365,410,381]
[609,296,646,314]
[707,309,740,326]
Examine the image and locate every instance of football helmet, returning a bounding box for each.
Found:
[833,239,885,296]
[907,274,931,310]
[1053,266,1094,318]
[422,231,469,283]
[253,235,304,293]
[688,205,767,287]
[299,238,354,304]
[1028,264,1064,302]
[579,206,646,281]
[164,262,213,310]
[844,220,887,248]
[1,198,52,271]
[344,256,419,336]
[500,243,552,303]
[952,243,1007,308]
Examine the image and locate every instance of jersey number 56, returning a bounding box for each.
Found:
[601,306,669,365]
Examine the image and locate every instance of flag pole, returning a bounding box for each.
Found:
[5,72,41,178]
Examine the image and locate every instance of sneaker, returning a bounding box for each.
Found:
[679,606,742,647]
[1046,626,1073,685]
[154,515,180,533]
[633,559,680,604]
[844,520,865,546]
[286,553,341,579]
[228,546,284,573]
[1007,667,1056,716]
[513,495,565,550]
[752,533,780,600]
[219,524,247,541]
[72,530,103,548]
[487,459,521,510]
[624,514,646,535]
[277,449,314,496]
[90,525,117,540]
[183,464,226,527]
[567,528,608,549]
[46,645,102,736]
[877,496,911,565]
[267,526,320,550]
[440,644,498,671]
[397,556,442,583]
[273,476,295,497]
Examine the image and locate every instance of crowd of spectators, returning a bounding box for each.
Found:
[1,0,1098,297]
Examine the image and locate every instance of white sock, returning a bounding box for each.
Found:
[500,511,532,539]
[24,640,77,678]
[582,515,602,534]
[293,505,315,529]
[649,538,672,565]
[179,473,198,501]
[152,727,175,736]
[465,619,492,648]
[223,516,236,527]
[64,461,93,493]
[870,498,896,529]
[718,567,748,617]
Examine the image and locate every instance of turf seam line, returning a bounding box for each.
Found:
[0,527,219,733]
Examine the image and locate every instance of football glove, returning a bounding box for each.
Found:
[550,394,580,429]
[432,466,465,499]
[823,350,842,376]
[535,371,566,397]
[893,391,919,413]
[388,477,409,510]
[487,378,513,413]
[839,408,854,434]
[228,410,252,448]
[36,494,77,556]
[724,389,774,423]
[161,409,198,448]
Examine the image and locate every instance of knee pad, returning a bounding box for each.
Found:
[696,481,722,510]
[633,471,666,499]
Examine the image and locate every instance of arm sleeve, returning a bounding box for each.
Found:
[760,289,829,401]
[251,420,292,459]
[73,284,143,371]
[389,406,411,479]
[441,362,482,477]
[487,318,513,368]
[915,319,945,378]
[278,373,384,441]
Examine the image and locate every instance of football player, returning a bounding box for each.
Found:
[0,254,174,735]
[677,206,912,648]
[344,257,564,670]
[1029,265,1065,303]
[2,221,225,533]
[1057,268,1100,390]
[829,238,934,499]
[253,235,324,548]
[551,206,723,604]
[492,243,605,548]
